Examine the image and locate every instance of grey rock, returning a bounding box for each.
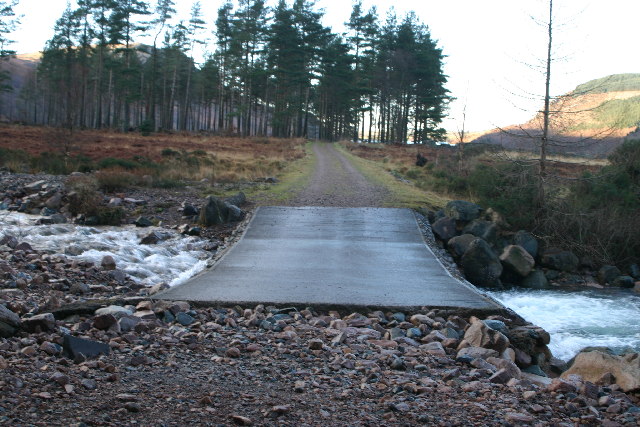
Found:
[483,319,509,336]
[463,219,498,244]
[176,312,194,326]
[224,192,246,207]
[225,203,244,222]
[523,365,547,377]
[95,305,133,319]
[199,196,231,226]
[23,312,56,332]
[629,264,640,280]
[0,304,22,337]
[460,238,503,288]
[444,200,482,222]
[456,346,499,361]
[597,265,620,285]
[540,249,579,273]
[521,270,550,289]
[500,245,535,277]
[62,334,110,359]
[101,255,116,271]
[447,234,476,258]
[432,217,457,241]
[134,216,153,227]
[612,276,635,288]
[93,314,118,330]
[513,230,539,258]
[140,231,163,245]
[69,282,90,294]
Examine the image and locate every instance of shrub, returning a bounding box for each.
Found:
[95,206,125,226]
[139,119,153,136]
[97,157,138,170]
[66,175,102,216]
[161,148,180,157]
[95,170,139,192]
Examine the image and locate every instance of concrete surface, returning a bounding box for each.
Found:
[156,207,503,311]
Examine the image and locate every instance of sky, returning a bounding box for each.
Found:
[9,0,640,133]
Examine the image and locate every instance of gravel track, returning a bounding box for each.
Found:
[289,143,389,207]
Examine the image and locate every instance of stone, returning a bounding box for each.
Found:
[629,264,640,280]
[483,319,509,335]
[23,312,56,332]
[521,270,550,290]
[504,413,534,424]
[540,249,579,273]
[513,230,539,258]
[444,200,482,222]
[95,305,133,319]
[149,282,170,295]
[50,372,69,386]
[612,276,635,288]
[93,314,118,330]
[225,192,246,207]
[40,341,62,355]
[430,217,456,242]
[63,334,110,359]
[226,203,244,222]
[101,255,117,271]
[500,245,535,277]
[308,339,324,350]
[447,234,477,258]
[462,219,498,244]
[140,231,163,245]
[460,238,503,288]
[225,347,241,358]
[562,350,640,392]
[81,379,97,390]
[14,242,33,252]
[456,346,499,361]
[523,365,547,377]
[463,318,509,353]
[175,312,194,326]
[45,193,63,210]
[181,204,199,217]
[0,304,22,337]
[230,415,253,425]
[199,196,231,226]
[0,234,18,248]
[489,368,513,384]
[598,265,621,285]
[134,216,153,227]
[422,341,446,356]
[487,357,522,379]
[69,282,90,294]
[118,316,141,333]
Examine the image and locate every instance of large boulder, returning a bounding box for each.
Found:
[225,192,246,207]
[460,238,503,288]
[462,220,498,244]
[540,249,579,273]
[199,196,244,226]
[444,200,482,223]
[462,317,510,354]
[521,270,550,289]
[447,234,476,259]
[432,217,457,242]
[0,305,22,337]
[562,350,640,392]
[513,230,539,259]
[500,245,535,277]
[597,265,621,285]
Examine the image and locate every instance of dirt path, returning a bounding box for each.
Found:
[289,143,389,207]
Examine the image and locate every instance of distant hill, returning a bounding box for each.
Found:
[0,53,40,121]
[472,73,640,158]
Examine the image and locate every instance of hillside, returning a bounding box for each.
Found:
[0,53,40,121]
[473,73,640,158]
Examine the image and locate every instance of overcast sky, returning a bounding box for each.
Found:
[10,0,640,133]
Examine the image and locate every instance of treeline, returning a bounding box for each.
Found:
[11,0,450,142]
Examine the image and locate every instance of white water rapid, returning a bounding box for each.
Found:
[1,212,211,287]
[489,289,640,361]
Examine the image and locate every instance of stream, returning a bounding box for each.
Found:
[0,212,211,287]
[488,288,640,361]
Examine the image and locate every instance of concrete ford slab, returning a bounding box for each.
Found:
[156,207,503,311]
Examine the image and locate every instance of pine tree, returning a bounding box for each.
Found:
[0,0,19,93]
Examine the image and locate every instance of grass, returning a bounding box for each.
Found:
[248,142,317,205]
[336,142,449,210]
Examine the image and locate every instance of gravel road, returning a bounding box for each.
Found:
[289,143,389,207]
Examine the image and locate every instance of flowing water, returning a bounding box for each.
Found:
[488,288,640,361]
[0,212,211,287]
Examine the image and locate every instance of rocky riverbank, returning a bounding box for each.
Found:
[1,172,639,425]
